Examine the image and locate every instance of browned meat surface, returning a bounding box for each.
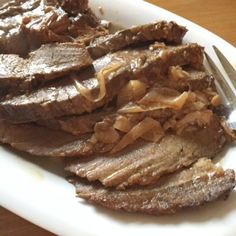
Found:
[87,21,187,59]
[0,43,203,123]
[163,66,215,92]
[70,158,236,215]
[0,0,107,55]
[46,0,89,14]
[37,108,115,135]
[0,63,126,123]
[0,121,92,157]
[0,43,92,95]
[66,117,226,189]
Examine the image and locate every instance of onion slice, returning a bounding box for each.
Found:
[117,80,147,107]
[73,63,123,102]
[94,120,120,144]
[142,124,164,142]
[119,87,189,113]
[113,115,133,133]
[111,117,164,153]
[175,110,213,134]
[168,66,189,81]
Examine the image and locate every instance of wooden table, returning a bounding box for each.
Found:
[1,1,236,235]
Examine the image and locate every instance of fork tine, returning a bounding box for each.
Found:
[204,52,236,106]
[226,121,236,130]
[213,45,236,88]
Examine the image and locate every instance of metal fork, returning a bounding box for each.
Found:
[204,46,236,130]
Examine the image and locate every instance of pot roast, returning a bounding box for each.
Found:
[0,43,203,123]
[0,0,235,217]
[71,158,235,215]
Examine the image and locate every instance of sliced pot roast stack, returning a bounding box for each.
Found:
[0,43,93,96]
[0,43,203,123]
[0,0,235,216]
[70,158,235,215]
[66,117,227,189]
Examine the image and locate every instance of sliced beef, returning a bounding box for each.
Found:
[0,0,107,55]
[71,158,236,215]
[0,113,225,159]
[66,8,108,45]
[0,43,92,95]
[87,21,187,59]
[0,43,203,123]
[163,66,215,91]
[0,121,92,157]
[36,68,213,136]
[37,108,173,136]
[46,0,89,14]
[37,108,115,135]
[66,117,226,189]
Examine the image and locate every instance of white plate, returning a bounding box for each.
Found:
[1,1,236,236]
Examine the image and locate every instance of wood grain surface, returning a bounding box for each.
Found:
[147,0,236,47]
[1,0,236,235]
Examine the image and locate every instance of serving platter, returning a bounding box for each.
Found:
[0,0,236,235]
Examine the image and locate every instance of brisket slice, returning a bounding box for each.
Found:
[0,43,92,95]
[71,158,236,215]
[37,69,212,136]
[0,44,203,123]
[37,108,116,136]
[0,0,107,55]
[37,108,173,136]
[45,0,89,14]
[164,67,215,92]
[87,21,187,59]
[0,121,92,157]
[66,117,226,189]
[0,0,89,16]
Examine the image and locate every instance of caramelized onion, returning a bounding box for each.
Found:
[117,80,147,107]
[221,119,236,140]
[211,94,221,106]
[182,91,211,111]
[194,91,209,104]
[111,117,164,153]
[113,115,132,133]
[168,66,189,81]
[190,101,207,111]
[94,120,120,144]
[158,49,170,61]
[149,42,167,51]
[202,89,221,107]
[74,63,123,102]
[119,88,189,113]
[142,122,164,142]
[175,110,213,134]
